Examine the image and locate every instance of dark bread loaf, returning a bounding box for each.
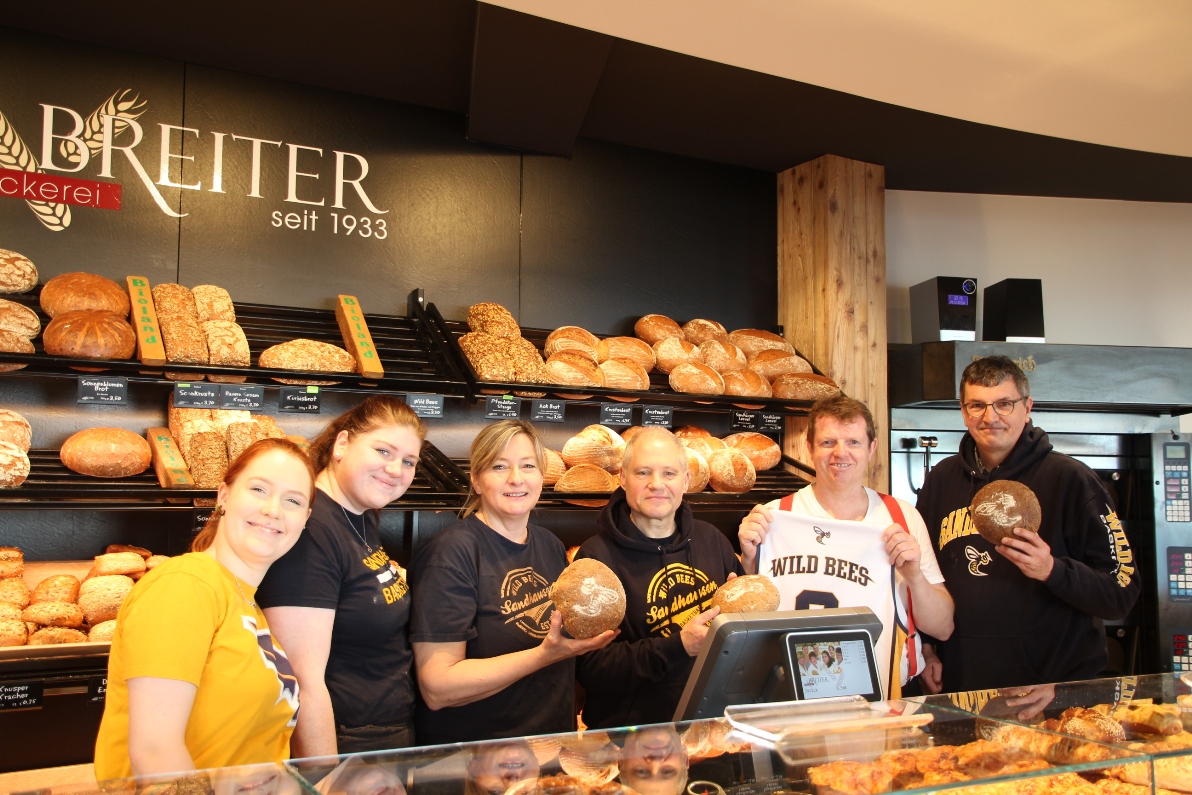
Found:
[970,480,1042,544]
[711,575,781,613]
[549,558,626,638]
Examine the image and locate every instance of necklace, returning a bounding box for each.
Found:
[341,504,374,553]
[233,577,256,610]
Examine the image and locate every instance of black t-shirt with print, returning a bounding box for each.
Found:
[256,489,413,729]
[409,515,573,745]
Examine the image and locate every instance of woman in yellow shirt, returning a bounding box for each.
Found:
[95,438,316,781]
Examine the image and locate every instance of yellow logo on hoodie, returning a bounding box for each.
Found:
[938,506,979,550]
[644,563,718,637]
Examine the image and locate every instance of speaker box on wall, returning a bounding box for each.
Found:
[909,276,978,343]
[982,278,1045,342]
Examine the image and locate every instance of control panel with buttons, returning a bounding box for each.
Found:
[1165,442,1191,523]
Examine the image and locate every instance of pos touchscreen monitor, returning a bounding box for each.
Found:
[673,607,885,721]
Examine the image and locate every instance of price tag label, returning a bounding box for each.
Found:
[730,410,759,431]
[485,395,522,419]
[760,413,785,433]
[173,382,219,409]
[77,376,128,405]
[279,386,321,413]
[217,384,264,411]
[0,682,42,711]
[641,405,673,427]
[530,400,565,422]
[88,677,107,702]
[599,403,633,426]
[407,394,445,418]
[193,508,215,533]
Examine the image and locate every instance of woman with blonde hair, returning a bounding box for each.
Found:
[95,438,316,780]
[410,419,616,744]
[258,395,426,755]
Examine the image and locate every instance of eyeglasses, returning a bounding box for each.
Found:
[962,398,1027,417]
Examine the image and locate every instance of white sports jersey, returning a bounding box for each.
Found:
[757,488,945,697]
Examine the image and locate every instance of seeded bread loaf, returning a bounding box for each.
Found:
[466,302,521,338]
[30,575,81,604]
[151,283,199,319]
[0,298,41,339]
[0,577,31,608]
[0,329,34,372]
[0,249,38,293]
[0,619,25,646]
[23,601,84,628]
[187,430,229,487]
[159,313,209,366]
[78,574,135,624]
[192,285,236,322]
[259,339,355,385]
[29,627,88,645]
[41,272,130,318]
[0,602,20,621]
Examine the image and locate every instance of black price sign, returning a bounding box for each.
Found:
[193,508,215,534]
[279,386,321,413]
[485,395,522,419]
[530,400,565,422]
[0,682,42,711]
[88,677,107,702]
[173,382,219,409]
[407,394,445,418]
[730,410,759,431]
[641,405,673,427]
[77,376,127,404]
[599,403,633,426]
[217,384,265,411]
[760,413,785,433]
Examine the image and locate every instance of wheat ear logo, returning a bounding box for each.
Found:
[0,89,143,231]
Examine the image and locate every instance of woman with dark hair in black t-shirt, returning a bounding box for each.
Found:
[257,395,425,756]
[409,419,617,744]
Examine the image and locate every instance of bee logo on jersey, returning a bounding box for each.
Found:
[500,567,554,639]
[965,545,991,576]
[241,615,300,726]
[814,526,831,545]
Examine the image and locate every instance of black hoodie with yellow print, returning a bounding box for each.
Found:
[915,423,1140,693]
[575,488,743,729]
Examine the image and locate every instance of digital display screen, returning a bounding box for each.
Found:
[947,294,970,306]
[794,638,875,699]
[1168,445,1188,459]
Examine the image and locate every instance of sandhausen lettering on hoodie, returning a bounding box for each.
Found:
[937,506,978,550]
[948,688,999,713]
[644,563,715,636]
[768,554,872,587]
[1102,508,1135,588]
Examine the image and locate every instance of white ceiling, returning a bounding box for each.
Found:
[486,0,1192,158]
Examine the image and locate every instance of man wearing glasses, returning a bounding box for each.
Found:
[915,356,1140,695]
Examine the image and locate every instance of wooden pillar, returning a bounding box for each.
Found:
[777,155,888,491]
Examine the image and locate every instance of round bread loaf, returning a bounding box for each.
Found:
[43,310,136,361]
[466,302,521,338]
[545,326,599,360]
[633,314,683,345]
[772,372,840,401]
[40,272,130,318]
[0,577,31,608]
[652,337,701,374]
[0,298,41,339]
[707,448,756,493]
[0,250,38,294]
[723,432,782,471]
[91,553,146,578]
[259,338,355,385]
[546,351,604,387]
[970,480,1042,544]
[0,441,30,488]
[747,349,812,380]
[31,575,80,604]
[550,558,626,638]
[619,426,645,443]
[542,448,567,486]
[29,627,87,645]
[673,425,711,439]
[78,574,135,624]
[554,464,618,506]
[0,410,31,453]
[0,329,34,372]
[669,362,725,395]
[727,329,794,356]
[722,369,772,399]
[684,448,710,492]
[598,357,650,391]
[711,575,781,613]
[682,318,728,346]
[0,619,27,647]
[699,340,747,373]
[61,427,151,478]
[683,437,727,460]
[595,337,655,372]
[561,425,625,473]
[88,620,117,643]
[23,601,84,628]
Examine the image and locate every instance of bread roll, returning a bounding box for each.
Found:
[259,339,355,385]
[150,283,198,319]
[652,337,701,374]
[60,427,152,478]
[93,552,146,577]
[707,448,756,493]
[722,369,772,399]
[554,463,618,492]
[727,329,794,356]
[0,546,22,579]
[684,448,709,492]
[673,425,711,439]
[31,575,80,604]
[668,362,724,395]
[0,298,40,339]
[595,337,655,372]
[41,272,130,318]
[43,310,136,361]
[561,425,625,473]
[192,285,236,322]
[0,410,31,452]
[106,544,151,559]
[699,340,747,373]
[29,627,87,645]
[545,326,599,360]
[543,448,567,486]
[711,575,781,613]
[0,620,27,646]
[0,250,38,294]
[684,437,727,461]
[23,601,84,628]
[771,373,840,401]
[466,302,521,338]
[0,602,20,621]
[723,432,781,471]
[546,351,604,388]
[145,555,169,570]
[970,481,1042,544]
[598,358,650,391]
[88,620,117,643]
[550,558,626,639]
[0,329,34,372]
[634,315,683,345]
[78,574,135,624]
[746,349,812,380]
[0,577,31,608]
[0,440,30,488]
[682,319,728,346]
[187,430,229,488]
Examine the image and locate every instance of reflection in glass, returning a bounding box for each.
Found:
[618,726,688,795]
[466,742,541,795]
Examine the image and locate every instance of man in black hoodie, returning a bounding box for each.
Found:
[916,356,1140,693]
[576,427,744,728]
